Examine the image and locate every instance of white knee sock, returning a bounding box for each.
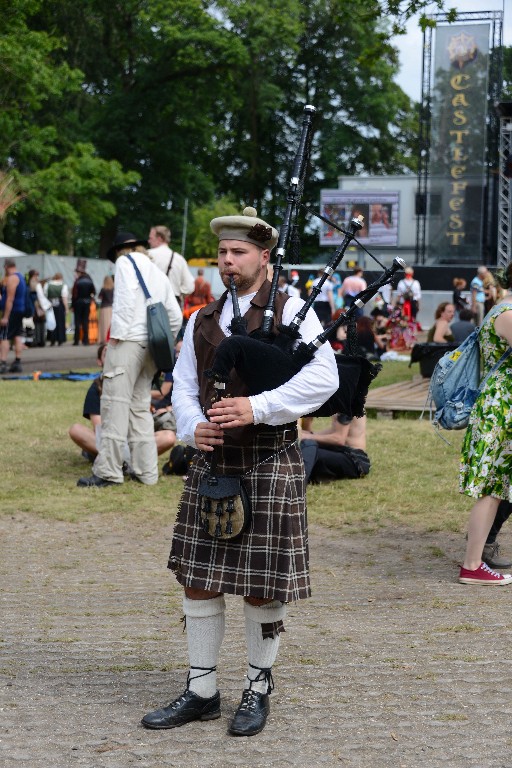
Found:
[244,600,287,694]
[183,595,225,698]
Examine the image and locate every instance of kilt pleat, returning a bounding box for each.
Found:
[168,435,310,603]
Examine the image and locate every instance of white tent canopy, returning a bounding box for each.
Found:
[0,241,26,257]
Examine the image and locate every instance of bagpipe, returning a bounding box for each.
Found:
[197,106,406,540]
[205,104,406,422]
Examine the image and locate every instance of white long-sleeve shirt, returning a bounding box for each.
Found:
[109,251,183,342]
[396,277,421,302]
[35,283,52,312]
[172,292,339,447]
[148,244,195,300]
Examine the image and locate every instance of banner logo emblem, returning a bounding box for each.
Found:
[447,32,478,69]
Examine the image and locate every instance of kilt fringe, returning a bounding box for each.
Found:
[262,621,285,640]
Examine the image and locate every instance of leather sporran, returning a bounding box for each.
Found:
[198,474,251,541]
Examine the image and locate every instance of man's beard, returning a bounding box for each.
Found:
[221,266,264,294]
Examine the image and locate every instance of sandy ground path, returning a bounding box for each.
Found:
[2,513,512,768]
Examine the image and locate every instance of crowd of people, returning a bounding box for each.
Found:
[411,266,504,352]
[301,263,425,358]
[6,247,478,376]
[0,225,215,373]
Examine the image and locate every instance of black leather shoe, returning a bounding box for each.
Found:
[77,474,118,487]
[141,689,221,730]
[121,462,144,483]
[228,689,270,736]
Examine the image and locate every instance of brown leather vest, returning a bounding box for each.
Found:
[193,279,290,446]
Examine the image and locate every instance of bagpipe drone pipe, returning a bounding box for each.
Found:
[204,104,406,420]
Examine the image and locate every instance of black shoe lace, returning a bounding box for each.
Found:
[168,691,190,710]
[186,665,216,688]
[247,663,274,696]
[165,666,217,711]
[239,689,262,711]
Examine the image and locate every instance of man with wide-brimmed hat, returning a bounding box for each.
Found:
[141,207,338,736]
[77,231,182,487]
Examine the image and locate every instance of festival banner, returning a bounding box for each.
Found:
[319,191,399,247]
[428,23,490,262]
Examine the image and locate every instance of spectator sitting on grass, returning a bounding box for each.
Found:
[427,302,455,344]
[150,339,183,410]
[299,413,370,484]
[69,342,176,465]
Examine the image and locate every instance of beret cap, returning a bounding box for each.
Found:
[210,206,278,250]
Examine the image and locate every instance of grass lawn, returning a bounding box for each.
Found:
[0,362,471,532]
[370,359,416,388]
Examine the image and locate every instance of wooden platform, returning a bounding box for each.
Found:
[365,376,431,415]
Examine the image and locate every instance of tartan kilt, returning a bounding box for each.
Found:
[168,431,311,602]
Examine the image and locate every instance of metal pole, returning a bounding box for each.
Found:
[497,104,512,268]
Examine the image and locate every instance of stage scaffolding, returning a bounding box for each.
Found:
[497,103,512,268]
[416,11,503,265]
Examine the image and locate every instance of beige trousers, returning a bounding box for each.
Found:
[93,340,158,484]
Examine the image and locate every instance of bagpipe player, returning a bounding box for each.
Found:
[141,207,338,736]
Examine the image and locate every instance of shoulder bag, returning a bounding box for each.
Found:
[127,255,175,372]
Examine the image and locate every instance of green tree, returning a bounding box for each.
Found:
[2,0,452,257]
[206,0,418,260]
[212,0,303,213]
[295,0,419,183]
[203,0,419,265]
[188,196,240,261]
[0,0,141,253]
[22,144,139,255]
[28,0,247,253]
[383,0,458,35]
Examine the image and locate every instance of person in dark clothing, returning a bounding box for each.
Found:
[300,413,370,484]
[45,272,69,345]
[72,260,95,345]
[452,277,469,316]
[68,344,107,459]
[0,259,27,373]
[450,308,475,343]
[150,340,182,410]
[356,315,380,360]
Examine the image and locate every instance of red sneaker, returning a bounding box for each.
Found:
[459,562,512,586]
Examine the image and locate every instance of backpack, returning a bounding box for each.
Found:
[400,280,415,303]
[427,326,512,431]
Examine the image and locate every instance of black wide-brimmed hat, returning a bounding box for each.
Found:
[106,231,147,261]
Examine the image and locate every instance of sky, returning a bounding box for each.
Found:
[392,0,511,101]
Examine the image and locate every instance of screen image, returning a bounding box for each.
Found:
[320,191,399,246]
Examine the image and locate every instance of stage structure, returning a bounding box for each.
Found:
[497,102,512,268]
[416,11,503,265]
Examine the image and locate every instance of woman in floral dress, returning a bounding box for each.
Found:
[459,264,512,585]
